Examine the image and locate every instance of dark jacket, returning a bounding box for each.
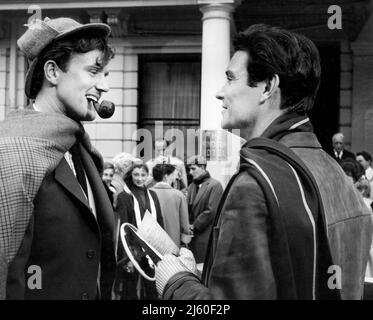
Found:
[115,187,163,300]
[330,148,355,164]
[116,188,163,229]
[162,116,372,300]
[187,176,223,263]
[6,144,116,300]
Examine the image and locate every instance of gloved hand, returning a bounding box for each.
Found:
[155,247,198,297]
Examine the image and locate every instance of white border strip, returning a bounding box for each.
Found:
[243,157,279,205]
[289,118,310,130]
[0,1,197,10]
[288,163,316,300]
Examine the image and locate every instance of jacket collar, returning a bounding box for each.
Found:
[152,182,173,189]
[241,112,321,151]
[279,132,321,149]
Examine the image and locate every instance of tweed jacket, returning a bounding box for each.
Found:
[187,176,223,263]
[0,110,116,300]
[162,116,372,300]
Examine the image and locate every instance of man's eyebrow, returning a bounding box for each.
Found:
[86,63,103,70]
[94,62,104,70]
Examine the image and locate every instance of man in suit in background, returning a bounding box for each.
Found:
[186,156,223,264]
[331,132,355,164]
[0,17,116,299]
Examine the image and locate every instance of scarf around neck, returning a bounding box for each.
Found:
[193,171,210,186]
[127,185,157,227]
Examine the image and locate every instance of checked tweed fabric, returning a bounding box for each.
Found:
[0,137,63,264]
[0,109,103,298]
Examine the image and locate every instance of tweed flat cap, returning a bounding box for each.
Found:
[17,17,111,99]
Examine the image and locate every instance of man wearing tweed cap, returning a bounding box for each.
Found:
[0,17,116,299]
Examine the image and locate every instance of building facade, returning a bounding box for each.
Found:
[0,0,372,185]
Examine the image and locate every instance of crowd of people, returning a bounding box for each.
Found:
[99,144,223,300]
[1,16,373,300]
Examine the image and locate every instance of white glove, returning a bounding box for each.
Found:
[155,248,198,297]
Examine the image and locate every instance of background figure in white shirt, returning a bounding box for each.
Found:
[356,151,373,201]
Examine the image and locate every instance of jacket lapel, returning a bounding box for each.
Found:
[192,180,210,209]
[79,144,115,240]
[79,144,116,298]
[54,157,91,212]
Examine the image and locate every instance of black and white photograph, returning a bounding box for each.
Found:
[0,0,372,308]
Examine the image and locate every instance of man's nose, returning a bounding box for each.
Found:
[216,87,224,101]
[96,75,109,93]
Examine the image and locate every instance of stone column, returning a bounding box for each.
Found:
[351,3,373,156]
[199,1,241,187]
[200,2,233,131]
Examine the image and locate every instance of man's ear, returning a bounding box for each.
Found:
[43,60,60,86]
[259,74,280,104]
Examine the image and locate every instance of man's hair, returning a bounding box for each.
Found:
[357,151,372,164]
[187,155,206,166]
[233,24,321,113]
[31,30,114,97]
[103,161,114,171]
[153,164,176,182]
[332,133,344,142]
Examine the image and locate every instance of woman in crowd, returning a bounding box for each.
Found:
[115,163,163,300]
[111,152,138,209]
[151,164,191,248]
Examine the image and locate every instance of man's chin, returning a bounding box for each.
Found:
[221,120,231,130]
[83,110,96,121]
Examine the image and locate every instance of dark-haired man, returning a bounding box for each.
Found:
[151,164,190,248]
[155,24,372,300]
[0,17,116,299]
[146,138,188,191]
